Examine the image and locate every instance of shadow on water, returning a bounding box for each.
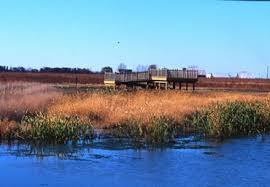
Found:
[0,134,268,161]
[0,135,217,160]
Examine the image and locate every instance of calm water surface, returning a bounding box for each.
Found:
[1,136,270,187]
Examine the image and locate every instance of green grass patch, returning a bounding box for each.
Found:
[18,113,94,143]
[185,100,270,138]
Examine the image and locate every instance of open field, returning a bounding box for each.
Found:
[1,81,270,143]
[0,72,103,84]
[197,77,270,91]
[2,72,270,91]
[0,72,270,92]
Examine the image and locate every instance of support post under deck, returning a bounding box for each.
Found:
[173,82,176,89]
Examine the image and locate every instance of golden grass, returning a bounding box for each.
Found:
[48,90,269,128]
[0,82,62,120]
[1,86,270,142]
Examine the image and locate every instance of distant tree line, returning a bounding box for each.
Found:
[40,67,93,73]
[0,66,30,72]
[0,66,97,74]
[0,63,158,74]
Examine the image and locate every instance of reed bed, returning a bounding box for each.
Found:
[0,82,67,142]
[20,113,94,143]
[48,90,268,128]
[185,100,270,138]
[47,90,270,143]
[1,84,270,144]
[0,113,94,143]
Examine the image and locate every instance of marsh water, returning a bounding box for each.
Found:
[1,136,270,187]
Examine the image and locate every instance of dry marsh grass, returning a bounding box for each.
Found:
[1,85,270,142]
[48,90,269,128]
[0,82,62,121]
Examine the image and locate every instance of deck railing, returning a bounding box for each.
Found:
[149,69,168,77]
[168,70,198,80]
[112,72,150,82]
[104,72,115,81]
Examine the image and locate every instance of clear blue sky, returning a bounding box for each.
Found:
[0,0,270,76]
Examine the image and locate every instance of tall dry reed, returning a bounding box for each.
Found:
[48,90,268,127]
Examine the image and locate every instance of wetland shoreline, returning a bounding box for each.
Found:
[1,82,270,144]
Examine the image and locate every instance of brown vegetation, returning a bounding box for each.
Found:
[2,72,270,92]
[1,82,270,143]
[0,82,62,121]
[48,90,269,128]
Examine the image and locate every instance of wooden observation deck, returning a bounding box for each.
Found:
[104,69,198,90]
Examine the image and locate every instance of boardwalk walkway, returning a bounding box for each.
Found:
[104,69,198,90]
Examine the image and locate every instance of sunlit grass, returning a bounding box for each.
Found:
[48,90,268,128]
[2,84,270,144]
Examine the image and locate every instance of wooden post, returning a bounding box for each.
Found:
[186,82,188,91]
[179,82,182,91]
[173,82,175,89]
[75,75,78,93]
[75,76,78,88]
